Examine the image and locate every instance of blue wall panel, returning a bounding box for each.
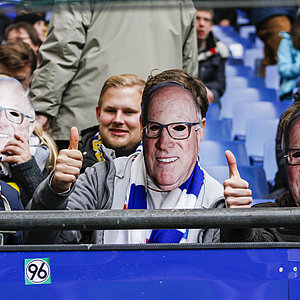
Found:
[0,248,289,299]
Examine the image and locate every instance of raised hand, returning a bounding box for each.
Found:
[223,150,252,208]
[51,127,82,193]
[1,134,32,164]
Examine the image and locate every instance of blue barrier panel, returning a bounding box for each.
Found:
[0,248,289,300]
[288,249,300,299]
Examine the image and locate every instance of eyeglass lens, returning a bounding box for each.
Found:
[146,122,191,139]
[0,107,23,124]
[287,149,300,165]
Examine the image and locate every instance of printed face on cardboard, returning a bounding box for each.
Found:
[144,85,204,191]
[0,79,34,157]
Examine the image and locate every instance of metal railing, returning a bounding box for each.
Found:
[0,207,300,230]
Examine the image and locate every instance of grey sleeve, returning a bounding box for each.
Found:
[30,2,92,119]
[181,2,198,77]
[25,163,110,244]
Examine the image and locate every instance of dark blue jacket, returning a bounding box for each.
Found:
[0,180,23,245]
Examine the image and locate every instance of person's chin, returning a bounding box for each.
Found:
[154,176,182,191]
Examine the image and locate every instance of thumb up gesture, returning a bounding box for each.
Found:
[51,127,83,193]
[223,150,253,208]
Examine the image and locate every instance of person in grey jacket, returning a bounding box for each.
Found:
[26,69,225,245]
[30,0,198,150]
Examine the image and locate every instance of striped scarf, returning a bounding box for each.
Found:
[123,151,204,244]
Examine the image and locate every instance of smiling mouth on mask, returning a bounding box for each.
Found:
[156,157,178,163]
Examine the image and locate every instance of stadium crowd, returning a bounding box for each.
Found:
[0,1,299,245]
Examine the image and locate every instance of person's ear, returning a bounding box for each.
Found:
[96,105,100,123]
[197,117,206,150]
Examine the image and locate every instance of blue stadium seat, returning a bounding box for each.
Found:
[263,139,278,185]
[226,76,265,90]
[265,65,280,90]
[239,25,256,40]
[245,118,279,164]
[203,119,232,141]
[199,140,249,167]
[244,48,264,70]
[206,103,220,120]
[205,165,269,199]
[231,101,283,140]
[220,87,277,119]
[225,65,252,76]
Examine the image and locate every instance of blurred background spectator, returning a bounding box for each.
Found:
[277,9,300,100]
[194,6,229,106]
[4,21,42,56]
[251,6,296,77]
[13,12,47,43]
[0,40,37,90]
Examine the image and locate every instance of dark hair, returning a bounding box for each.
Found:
[0,40,36,74]
[280,102,300,153]
[291,10,300,50]
[13,13,44,25]
[194,5,214,21]
[4,21,41,47]
[141,69,208,126]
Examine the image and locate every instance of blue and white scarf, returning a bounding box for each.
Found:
[123,151,204,244]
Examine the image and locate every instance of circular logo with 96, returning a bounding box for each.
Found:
[25,258,51,284]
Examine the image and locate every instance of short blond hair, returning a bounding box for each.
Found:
[98,74,146,107]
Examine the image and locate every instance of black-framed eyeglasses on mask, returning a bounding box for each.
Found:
[0,106,34,125]
[143,121,201,140]
[284,149,300,165]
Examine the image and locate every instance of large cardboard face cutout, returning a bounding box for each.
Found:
[0,78,34,158]
[144,85,204,191]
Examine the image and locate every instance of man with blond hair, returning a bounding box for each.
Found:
[79,74,145,173]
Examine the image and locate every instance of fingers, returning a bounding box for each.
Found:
[224,180,253,208]
[68,127,79,150]
[52,144,83,193]
[1,136,31,164]
[225,150,240,179]
[224,150,253,208]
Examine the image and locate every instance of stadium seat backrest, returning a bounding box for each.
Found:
[245,118,279,160]
[232,102,278,140]
[203,119,232,141]
[220,87,277,119]
[205,165,269,198]
[199,140,249,166]
[263,139,278,183]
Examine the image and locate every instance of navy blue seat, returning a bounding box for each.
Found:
[220,87,277,119]
[245,118,279,164]
[232,101,284,140]
[225,65,252,76]
[203,119,231,141]
[206,103,220,120]
[263,139,278,185]
[199,140,249,167]
[205,165,269,199]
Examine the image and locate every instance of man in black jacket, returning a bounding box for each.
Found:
[79,74,145,173]
[195,7,229,107]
